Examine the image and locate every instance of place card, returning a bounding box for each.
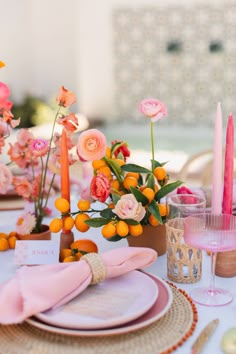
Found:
[14,240,60,265]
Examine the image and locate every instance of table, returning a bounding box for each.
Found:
[0,208,235,354]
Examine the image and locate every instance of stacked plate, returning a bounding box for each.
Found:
[27,271,173,337]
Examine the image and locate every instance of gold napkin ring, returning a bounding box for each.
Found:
[81,253,106,285]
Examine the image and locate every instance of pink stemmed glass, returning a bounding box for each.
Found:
[184,213,236,306]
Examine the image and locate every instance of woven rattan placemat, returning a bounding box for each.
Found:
[0,283,197,354]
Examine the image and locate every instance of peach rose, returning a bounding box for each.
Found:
[139,98,167,122]
[113,194,146,222]
[77,129,107,161]
[90,173,110,203]
[0,163,12,194]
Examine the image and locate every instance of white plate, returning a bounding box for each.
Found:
[27,273,172,336]
[35,270,158,330]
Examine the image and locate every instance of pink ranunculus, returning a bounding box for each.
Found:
[0,163,13,194]
[111,140,130,161]
[56,86,76,108]
[113,194,146,222]
[90,173,111,203]
[77,129,107,161]
[139,98,167,123]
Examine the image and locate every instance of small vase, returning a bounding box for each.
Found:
[215,250,236,278]
[17,224,51,240]
[127,224,166,256]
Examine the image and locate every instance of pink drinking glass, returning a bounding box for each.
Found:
[184,213,236,306]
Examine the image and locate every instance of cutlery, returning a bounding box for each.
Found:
[191,318,219,354]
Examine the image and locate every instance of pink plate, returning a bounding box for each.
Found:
[35,270,158,330]
[26,273,173,336]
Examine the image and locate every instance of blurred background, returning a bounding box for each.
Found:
[1,0,235,181]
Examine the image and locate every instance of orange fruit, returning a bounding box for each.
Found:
[154,184,159,193]
[97,166,112,179]
[75,252,83,261]
[77,199,91,211]
[92,159,106,170]
[74,213,90,232]
[63,216,75,231]
[0,238,9,251]
[123,176,138,190]
[105,146,111,158]
[108,202,115,209]
[63,255,77,262]
[126,172,140,180]
[70,239,98,253]
[148,214,160,226]
[116,220,129,237]
[60,248,72,262]
[49,218,63,233]
[158,203,168,217]
[128,223,143,237]
[142,187,155,203]
[8,236,18,249]
[113,158,125,167]
[101,222,117,239]
[110,179,120,191]
[9,231,17,237]
[54,197,70,213]
[154,166,167,181]
[0,232,9,239]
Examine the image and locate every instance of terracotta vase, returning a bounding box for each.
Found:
[17,224,51,240]
[215,250,236,278]
[127,224,167,256]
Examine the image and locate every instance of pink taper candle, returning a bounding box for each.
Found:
[61,128,70,204]
[212,102,223,214]
[222,114,234,214]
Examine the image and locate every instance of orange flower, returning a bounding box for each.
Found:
[56,86,76,107]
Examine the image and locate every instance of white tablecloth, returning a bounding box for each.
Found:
[0,208,235,354]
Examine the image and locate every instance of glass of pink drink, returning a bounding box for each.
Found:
[184,213,236,306]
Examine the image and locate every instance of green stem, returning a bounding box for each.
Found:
[150,121,155,171]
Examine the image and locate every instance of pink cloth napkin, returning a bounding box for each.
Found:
[0,247,157,324]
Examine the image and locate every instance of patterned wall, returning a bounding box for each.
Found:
[113,2,236,125]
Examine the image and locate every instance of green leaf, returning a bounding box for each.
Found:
[105,234,124,242]
[121,163,152,174]
[155,180,183,201]
[85,218,109,227]
[146,174,155,189]
[152,160,168,169]
[111,193,120,204]
[104,157,123,183]
[100,208,114,219]
[130,186,149,205]
[124,219,139,225]
[147,201,163,224]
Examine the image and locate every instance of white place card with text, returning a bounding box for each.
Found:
[14,240,59,265]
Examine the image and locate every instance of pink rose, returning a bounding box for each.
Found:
[56,86,76,108]
[0,163,12,194]
[77,129,107,161]
[139,98,167,122]
[113,194,146,222]
[90,173,111,202]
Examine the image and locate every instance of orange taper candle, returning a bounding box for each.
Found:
[61,128,70,204]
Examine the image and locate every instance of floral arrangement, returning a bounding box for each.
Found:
[0,74,84,234]
[50,98,182,241]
